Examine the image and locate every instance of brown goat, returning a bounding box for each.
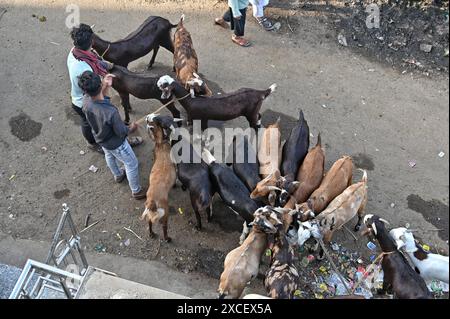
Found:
[284,134,325,210]
[218,207,283,299]
[140,120,176,242]
[297,155,353,221]
[173,15,212,97]
[258,118,282,178]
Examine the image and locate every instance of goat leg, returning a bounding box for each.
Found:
[194,207,202,231]
[148,46,160,70]
[162,224,172,243]
[119,93,132,124]
[148,221,156,239]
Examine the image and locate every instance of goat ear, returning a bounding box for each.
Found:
[372,223,378,236]
[193,72,200,79]
[190,88,195,98]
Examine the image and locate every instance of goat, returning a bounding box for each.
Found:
[265,230,299,299]
[140,117,176,242]
[250,169,284,207]
[110,65,180,123]
[173,15,212,97]
[389,227,449,284]
[157,75,276,130]
[296,170,368,258]
[231,135,260,192]
[363,215,432,299]
[92,16,175,70]
[202,148,263,244]
[258,118,282,178]
[218,207,283,299]
[176,138,215,231]
[297,155,353,222]
[279,110,310,205]
[284,133,324,210]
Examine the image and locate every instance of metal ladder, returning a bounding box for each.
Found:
[9,203,89,299]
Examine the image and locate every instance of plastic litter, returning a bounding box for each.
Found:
[367,241,377,251]
[408,160,416,168]
[331,242,340,251]
[265,249,272,257]
[178,207,184,215]
[80,150,85,155]
[438,151,445,158]
[89,165,99,173]
[428,280,449,293]
[422,244,430,252]
[94,244,106,252]
[124,239,131,247]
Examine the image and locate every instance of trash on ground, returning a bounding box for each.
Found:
[80,150,85,155]
[366,241,377,251]
[94,244,106,252]
[438,151,445,158]
[124,238,131,247]
[89,165,99,173]
[338,33,348,47]
[408,160,416,168]
[178,207,184,215]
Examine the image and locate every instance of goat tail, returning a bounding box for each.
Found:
[298,109,305,122]
[316,132,321,146]
[180,14,185,24]
[140,207,150,221]
[358,169,367,184]
[201,148,216,165]
[268,83,277,94]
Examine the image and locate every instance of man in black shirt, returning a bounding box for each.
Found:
[79,71,146,199]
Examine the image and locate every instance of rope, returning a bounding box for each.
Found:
[134,93,191,127]
[351,250,394,293]
[101,43,110,59]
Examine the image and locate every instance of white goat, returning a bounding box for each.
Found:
[389,227,449,284]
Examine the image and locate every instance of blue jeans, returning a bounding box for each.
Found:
[103,140,141,193]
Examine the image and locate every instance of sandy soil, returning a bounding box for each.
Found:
[0,0,448,296]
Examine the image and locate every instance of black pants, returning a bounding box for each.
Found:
[71,104,96,145]
[223,7,247,37]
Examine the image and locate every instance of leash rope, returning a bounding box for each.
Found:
[101,43,111,59]
[134,93,191,127]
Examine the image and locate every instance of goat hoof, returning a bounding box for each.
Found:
[149,231,157,239]
[181,185,187,191]
[164,237,172,243]
[354,224,361,232]
[195,225,202,231]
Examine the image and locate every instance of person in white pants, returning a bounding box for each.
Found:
[249,0,274,31]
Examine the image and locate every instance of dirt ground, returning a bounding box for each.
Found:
[0,0,448,297]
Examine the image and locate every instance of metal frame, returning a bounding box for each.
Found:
[9,203,89,299]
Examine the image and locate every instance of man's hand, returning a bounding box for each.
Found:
[234,15,241,20]
[101,73,115,95]
[128,122,138,133]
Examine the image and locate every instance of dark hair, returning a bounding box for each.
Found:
[78,71,102,96]
[70,23,93,50]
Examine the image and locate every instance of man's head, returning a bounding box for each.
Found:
[78,71,102,97]
[70,23,93,51]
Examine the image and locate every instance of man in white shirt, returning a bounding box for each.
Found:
[67,24,109,154]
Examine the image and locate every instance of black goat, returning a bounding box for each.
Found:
[202,148,263,244]
[231,135,261,192]
[157,75,276,130]
[92,16,175,69]
[363,214,432,299]
[279,109,310,206]
[111,65,180,123]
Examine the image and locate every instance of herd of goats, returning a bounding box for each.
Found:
[86,15,449,299]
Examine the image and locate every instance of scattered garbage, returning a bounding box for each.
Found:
[89,165,99,173]
[178,207,184,215]
[9,174,16,181]
[273,22,281,31]
[337,33,348,47]
[41,146,47,152]
[420,43,433,53]
[80,150,85,155]
[8,214,14,219]
[94,244,106,252]
[422,244,430,252]
[390,203,395,208]
[124,238,131,247]
[331,242,340,251]
[38,16,47,22]
[366,241,377,251]
[408,160,416,168]
[428,280,449,293]
[48,116,53,121]
[438,151,445,158]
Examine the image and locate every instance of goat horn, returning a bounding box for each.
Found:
[288,210,297,216]
[292,181,300,185]
[379,218,390,225]
[90,24,95,29]
[146,113,159,122]
[193,72,200,79]
[173,118,183,122]
[267,186,282,192]
[190,88,195,98]
[372,223,378,236]
[363,214,374,224]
